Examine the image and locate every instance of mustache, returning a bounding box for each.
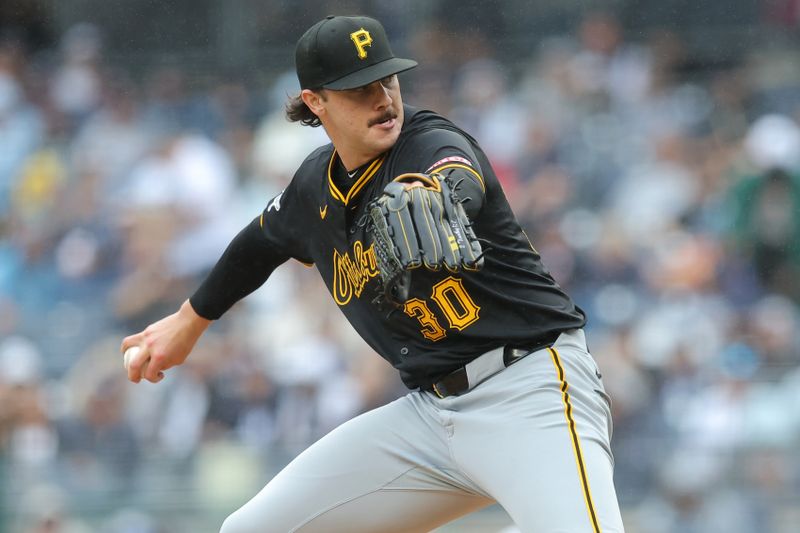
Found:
[368,111,397,127]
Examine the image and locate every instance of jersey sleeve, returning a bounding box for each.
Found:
[257,175,314,264]
[399,127,486,217]
[189,175,313,320]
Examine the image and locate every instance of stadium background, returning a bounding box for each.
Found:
[1,0,800,531]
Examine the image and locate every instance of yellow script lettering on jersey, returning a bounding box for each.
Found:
[333,240,379,305]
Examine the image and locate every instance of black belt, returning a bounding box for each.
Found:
[427,331,561,399]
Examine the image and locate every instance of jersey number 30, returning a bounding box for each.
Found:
[403,277,480,341]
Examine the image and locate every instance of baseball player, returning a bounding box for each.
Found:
[121,15,625,532]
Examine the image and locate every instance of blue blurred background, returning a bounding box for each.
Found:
[1,0,800,531]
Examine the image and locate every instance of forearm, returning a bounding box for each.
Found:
[190,217,287,319]
[179,299,213,333]
[439,167,484,219]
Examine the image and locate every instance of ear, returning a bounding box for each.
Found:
[301,89,326,117]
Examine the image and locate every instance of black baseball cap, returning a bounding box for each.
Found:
[295,15,418,90]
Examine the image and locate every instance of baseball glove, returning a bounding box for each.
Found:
[367,172,483,307]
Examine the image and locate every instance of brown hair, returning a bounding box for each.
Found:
[285,91,323,127]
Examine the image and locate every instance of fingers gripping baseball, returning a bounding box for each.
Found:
[122,345,163,384]
[120,300,211,384]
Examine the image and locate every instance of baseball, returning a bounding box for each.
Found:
[123,345,148,374]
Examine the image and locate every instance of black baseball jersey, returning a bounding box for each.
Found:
[196,105,585,390]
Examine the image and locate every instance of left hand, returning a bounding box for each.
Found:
[367,172,484,306]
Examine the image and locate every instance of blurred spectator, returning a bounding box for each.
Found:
[0,337,56,481]
[250,71,330,192]
[110,130,238,323]
[632,451,762,533]
[56,375,141,493]
[153,340,228,462]
[141,65,222,140]
[727,114,800,301]
[569,12,653,108]
[49,23,103,131]
[14,483,91,533]
[70,73,153,203]
[0,50,43,210]
[451,58,527,175]
[609,133,699,246]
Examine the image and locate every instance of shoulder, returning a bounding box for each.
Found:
[292,143,334,185]
[299,143,334,171]
[400,106,474,146]
[394,106,478,160]
[401,105,453,132]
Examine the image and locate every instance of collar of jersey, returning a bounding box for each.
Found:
[327,151,386,206]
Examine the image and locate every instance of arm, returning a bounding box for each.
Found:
[121,299,211,383]
[190,216,287,319]
[121,216,289,383]
[406,127,487,219]
[430,166,484,219]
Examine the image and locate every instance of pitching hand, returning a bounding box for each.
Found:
[120,299,211,383]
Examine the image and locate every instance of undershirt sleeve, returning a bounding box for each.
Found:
[189,163,314,320]
[189,216,289,320]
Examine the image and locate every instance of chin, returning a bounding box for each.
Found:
[374,124,402,150]
[363,137,392,157]
[378,138,399,154]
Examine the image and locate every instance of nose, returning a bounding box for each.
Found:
[372,81,392,109]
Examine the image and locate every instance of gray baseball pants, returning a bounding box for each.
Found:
[220,329,624,532]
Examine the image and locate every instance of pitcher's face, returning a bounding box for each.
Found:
[306,75,404,167]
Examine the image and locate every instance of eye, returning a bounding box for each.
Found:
[380,75,396,87]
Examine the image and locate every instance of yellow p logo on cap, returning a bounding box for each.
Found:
[350,28,372,59]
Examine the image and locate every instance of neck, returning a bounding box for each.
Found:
[337,149,377,173]
[321,125,381,171]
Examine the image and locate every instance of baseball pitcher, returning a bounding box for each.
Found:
[121,15,625,533]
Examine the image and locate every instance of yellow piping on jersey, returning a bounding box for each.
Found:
[521,229,538,254]
[548,346,602,533]
[327,151,386,205]
[348,157,384,203]
[428,163,485,192]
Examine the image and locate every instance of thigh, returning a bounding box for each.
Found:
[449,331,625,532]
[220,394,493,533]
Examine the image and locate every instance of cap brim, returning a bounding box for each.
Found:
[322,58,418,90]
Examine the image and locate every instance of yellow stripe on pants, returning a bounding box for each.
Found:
[548,346,602,533]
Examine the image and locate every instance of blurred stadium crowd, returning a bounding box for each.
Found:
[1,5,800,533]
